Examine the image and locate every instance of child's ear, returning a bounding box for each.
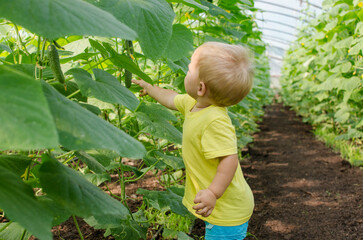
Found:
[197,81,207,97]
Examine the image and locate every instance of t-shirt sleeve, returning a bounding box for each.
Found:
[174,94,195,115]
[201,118,238,159]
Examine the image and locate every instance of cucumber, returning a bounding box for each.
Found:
[47,44,65,84]
[125,40,134,88]
[125,69,132,88]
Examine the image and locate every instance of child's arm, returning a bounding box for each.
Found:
[132,79,178,110]
[193,154,238,217]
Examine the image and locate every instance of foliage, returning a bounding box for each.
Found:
[281,0,363,166]
[0,0,272,239]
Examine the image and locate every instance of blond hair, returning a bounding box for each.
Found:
[196,42,254,107]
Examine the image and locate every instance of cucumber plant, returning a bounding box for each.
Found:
[281,0,363,166]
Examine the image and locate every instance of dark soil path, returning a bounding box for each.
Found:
[243,103,363,240]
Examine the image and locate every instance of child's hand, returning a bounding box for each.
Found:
[193,189,217,218]
[132,79,151,96]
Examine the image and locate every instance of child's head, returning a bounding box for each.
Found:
[194,42,254,107]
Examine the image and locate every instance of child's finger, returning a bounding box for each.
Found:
[192,202,204,210]
[193,194,202,204]
[131,79,140,85]
[205,208,214,217]
[196,207,209,216]
[139,89,148,96]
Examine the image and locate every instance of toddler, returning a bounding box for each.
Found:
[133,41,254,240]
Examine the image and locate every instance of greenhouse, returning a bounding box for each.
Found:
[0,0,362,239]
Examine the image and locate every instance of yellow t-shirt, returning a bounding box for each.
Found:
[174,94,254,226]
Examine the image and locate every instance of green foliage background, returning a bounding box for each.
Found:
[281,0,363,166]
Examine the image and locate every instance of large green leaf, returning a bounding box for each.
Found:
[69,68,139,111]
[85,216,148,240]
[166,0,209,10]
[135,102,182,144]
[39,154,129,220]
[0,222,32,240]
[154,151,185,170]
[75,151,107,174]
[0,0,137,40]
[102,43,153,83]
[163,24,194,61]
[0,155,31,176]
[0,166,53,240]
[137,188,189,216]
[0,66,59,151]
[41,81,146,159]
[136,112,183,145]
[137,102,178,122]
[200,0,233,19]
[339,76,361,91]
[86,0,175,60]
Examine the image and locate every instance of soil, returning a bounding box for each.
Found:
[243,103,363,240]
[2,103,362,240]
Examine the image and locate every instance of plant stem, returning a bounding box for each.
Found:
[67,89,81,99]
[13,23,30,56]
[72,215,84,240]
[0,221,12,233]
[39,38,47,80]
[125,159,160,183]
[84,58,109,71]
[20,229,27,240]
[118,158,135,220]
[118,158,126,203]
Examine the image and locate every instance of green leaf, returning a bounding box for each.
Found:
[335,62,352,73]
[62,38,91,57]
[75,151,107,174]
[163,24,194,61]
[355,22,363,35]
[137,188,189,216]
[6,64,55,80]
[348,37,363,55]
[87,0,175,60]
[108,220,148,240]
[89,39,109,58]
[167,57,190,75]
[39,154,129,220]
[137,102,178,122]
[200,0,233,19]
[334,104,350,123]
[69,68,139,111]
[0,155,31,176]
[340,77,361,91]
[154,151,185,170]
[78,102,102,115]
[102,43,153,83]
[167,0,209,10]
[38,196,72,226]
[41,81,146,159]
[0,0,137,40]
[136,112,183,144]
[0,43,11,53]
[84,173,111,186]
[0,66,59,151]
[85,217,148,240]
[135,102,182,144]
[356,119,363,128]
[0,222,32,240]
[162,229,193,240]
[0,166,53,240]
[177,231,194,240]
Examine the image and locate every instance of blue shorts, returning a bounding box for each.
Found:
[204,221,249,240]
